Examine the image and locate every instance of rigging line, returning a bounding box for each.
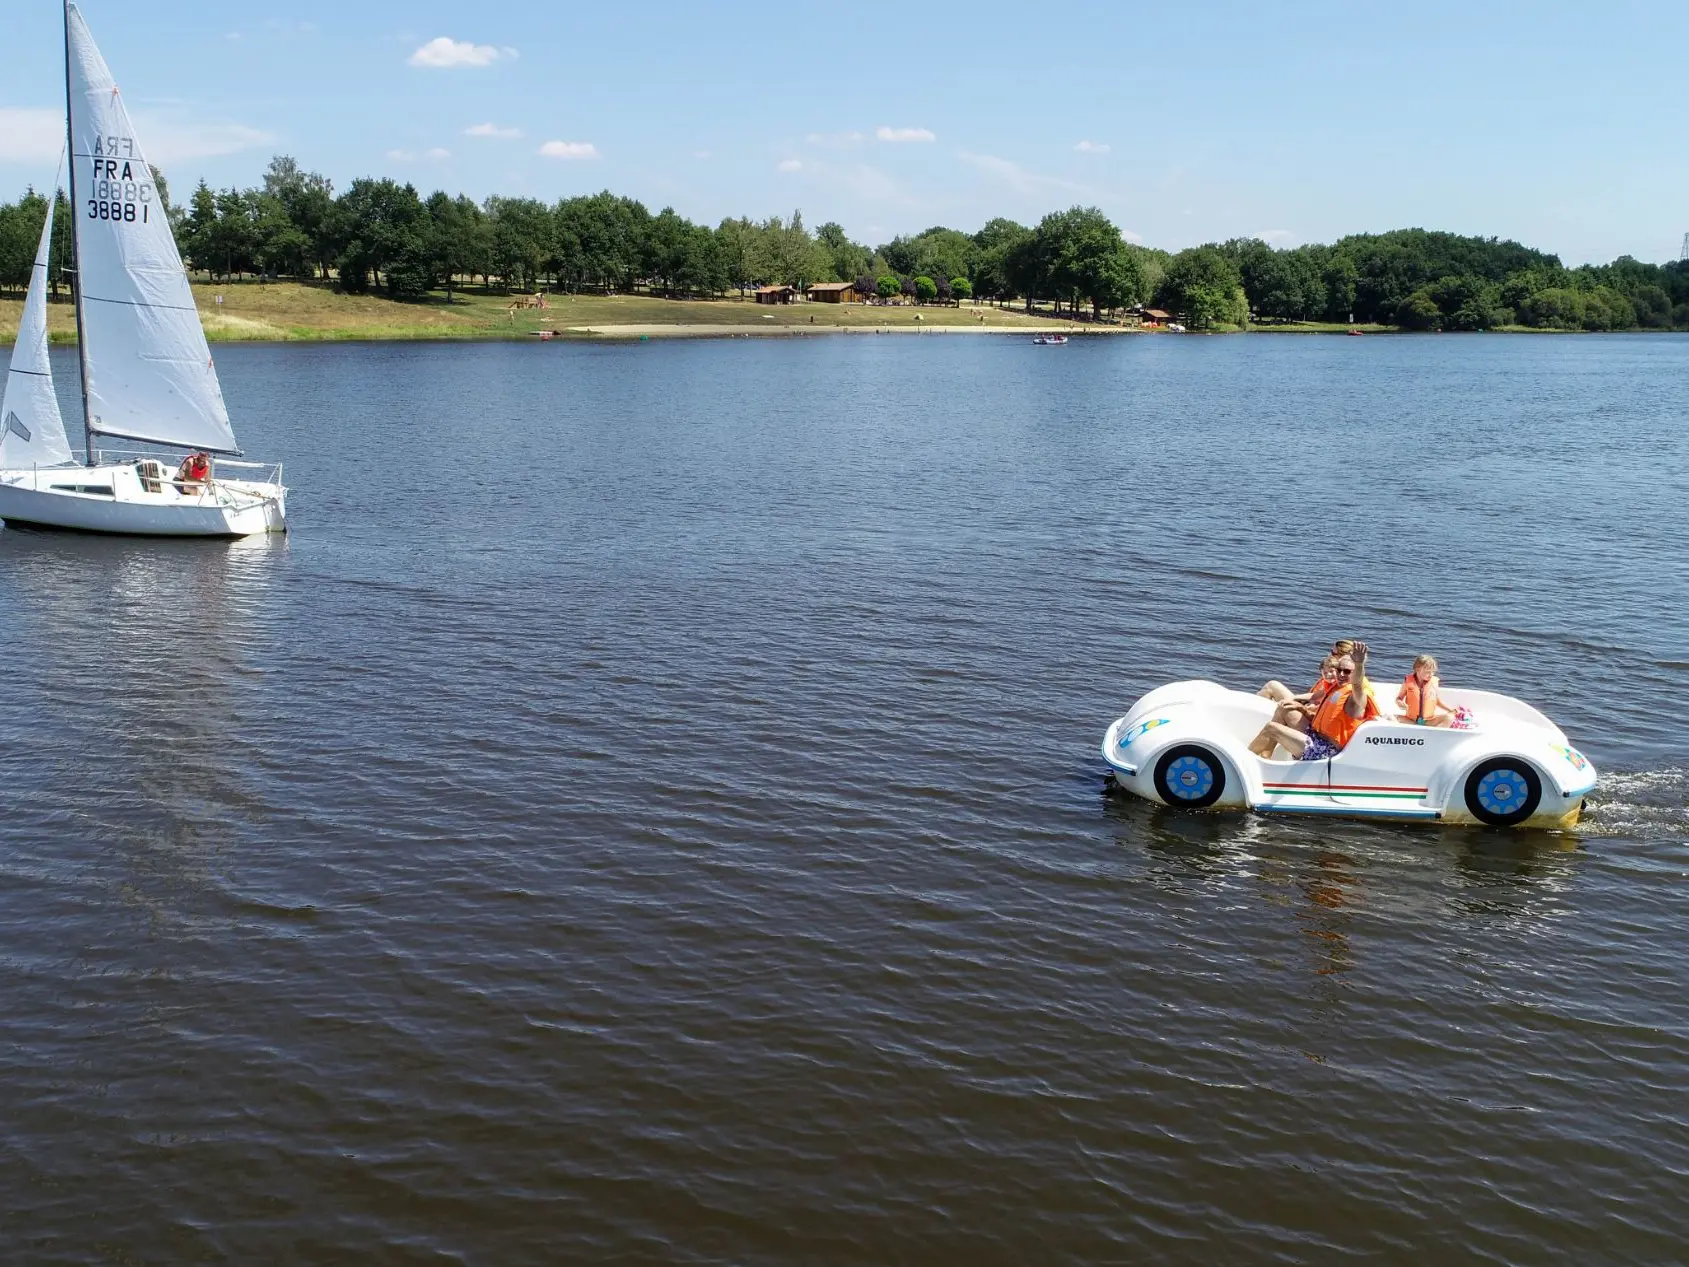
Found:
[81,295,197,313]
[8,369,52,378]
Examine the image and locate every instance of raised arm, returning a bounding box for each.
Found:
[1346,641,1371,718]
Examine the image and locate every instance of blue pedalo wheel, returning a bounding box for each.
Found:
[1153,744,1226,810]
[1463,758,1542,827]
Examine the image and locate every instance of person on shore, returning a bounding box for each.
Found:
[1398,654,1458,726]
[1250,643,1380,761]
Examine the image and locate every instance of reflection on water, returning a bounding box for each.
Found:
[0,528,289,928]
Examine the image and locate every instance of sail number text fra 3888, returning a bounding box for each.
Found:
[86,137,152,224]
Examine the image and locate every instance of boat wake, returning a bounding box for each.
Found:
[1575,766,1689,839]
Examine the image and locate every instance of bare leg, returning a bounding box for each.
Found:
[1249,720,1310,760]
[1258,680,1294,704]
[1273,702,1311,734]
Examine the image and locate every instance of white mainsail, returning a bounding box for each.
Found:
[0,189,74,468]
[66,2,238,455]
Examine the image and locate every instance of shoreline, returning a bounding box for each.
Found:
[6,279,1683,345]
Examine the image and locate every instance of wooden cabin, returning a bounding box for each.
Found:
[805,281,857,304]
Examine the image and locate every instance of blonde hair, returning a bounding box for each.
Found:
[1413,654,1438,673]
[1332,639,1355,655]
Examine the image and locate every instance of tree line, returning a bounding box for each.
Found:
[3,154,1686,331]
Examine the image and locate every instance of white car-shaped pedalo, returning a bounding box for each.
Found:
[1102,679,1597,828]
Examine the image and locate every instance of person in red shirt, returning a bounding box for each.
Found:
[1250,642,1380,761]
[175,451,210,495]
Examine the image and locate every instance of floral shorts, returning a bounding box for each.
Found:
[1300,733,1340,762]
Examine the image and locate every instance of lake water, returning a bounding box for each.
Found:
[2,332,1686,1264]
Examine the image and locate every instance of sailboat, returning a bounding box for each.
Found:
[0,3,286,537]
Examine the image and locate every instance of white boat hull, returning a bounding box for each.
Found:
[0,462,286,537]
[1102,679,1597,829]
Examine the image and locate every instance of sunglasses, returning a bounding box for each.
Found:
[1335,668,1354,676]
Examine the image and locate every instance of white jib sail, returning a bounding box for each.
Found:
[1,189,74,468]
[66,3,239,455]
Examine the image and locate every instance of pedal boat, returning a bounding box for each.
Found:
[1102,679,1597,828]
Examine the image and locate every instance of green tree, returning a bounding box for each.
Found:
[49,190,71,297]
[1395,290,1443,330]
[878,234,918,275]
[815,220,870,283]
[950,276,972,301]
[0,190,47,297]
[913,274,937,302]
[911,226,973,285]
[1036,206,1144,317]
[262,155,336,279]
[181,179,219,277]
[486,196,552,290]
[1158,246,1248,328]
[426,191,488,299]
[1321,255,1358,322]
[876,275,901,299]
[1632,284,1672,328]
[208,187,259,279]
[335,177,429,295]
[971,217,1030,304]
[715,216,759,295]
[253,192,310,278]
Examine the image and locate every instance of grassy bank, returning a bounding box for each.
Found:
[1245,320,1396,334]
[0,280,1101,344]
[0,281,1441,343]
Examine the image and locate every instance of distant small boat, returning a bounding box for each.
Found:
[1347,328,1363,336]
[1032,334,1069,345]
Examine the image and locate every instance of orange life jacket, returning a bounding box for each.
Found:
[1308,676,1336,708]
[1398,672,1439,724]
[1313,682,1379,750]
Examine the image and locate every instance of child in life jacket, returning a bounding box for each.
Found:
[1397,654,1460,726]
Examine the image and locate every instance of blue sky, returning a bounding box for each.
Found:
[3,1,1686,264]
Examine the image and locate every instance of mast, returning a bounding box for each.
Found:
[64,1,94,466]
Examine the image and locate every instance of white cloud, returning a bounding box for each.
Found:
[1074,140,1110,153]
[0,108,63,163]
[465,122,522,138]
[1254,229,1296,245]
[425,147,452,160]
[138,115,276,163]
[1121,228,1144,245]
[538,140,598,159]
[777,158,803,172]
[408,37,509,68]
[876,125,935,143]
[957,150,1089,196]
[692,149,713,160]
